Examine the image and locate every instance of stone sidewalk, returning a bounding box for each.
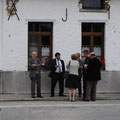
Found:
[0,93,120,102]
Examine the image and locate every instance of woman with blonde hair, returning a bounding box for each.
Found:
[65,54,80,101]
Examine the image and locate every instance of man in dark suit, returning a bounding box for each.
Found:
[50,52,65,97]
[29,51,43,98]
[82,50,90,100]
[76,52,84,98]
[84,52,102,101]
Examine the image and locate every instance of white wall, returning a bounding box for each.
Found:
[0,0,3,70]
[1,0,120,71]
[105,0,120,71]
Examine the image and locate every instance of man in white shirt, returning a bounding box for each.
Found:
[50,52,65,97]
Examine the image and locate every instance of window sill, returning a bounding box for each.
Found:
[79,9,107,13]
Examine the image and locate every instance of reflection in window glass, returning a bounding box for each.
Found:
[28,23,33,32]
[34,24,39,32]
[94,36,102,57]
[29,23,52,32]
[42,47,50,56]
[82,36,90,54]
[42,36,50,46]
[28,23,39,32]
[82,23,91,32]
[29,35,40,57]
[93,24,103,32]
[41,24,52,32]
[29,39,38,46]
[82,36,90,46]
[94,47,101,56]
[94,36,102,45]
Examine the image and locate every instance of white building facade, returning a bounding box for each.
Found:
[0,0,120,93]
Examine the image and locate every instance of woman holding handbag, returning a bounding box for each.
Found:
[65,54,80,101]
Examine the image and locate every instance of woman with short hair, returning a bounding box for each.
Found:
[65,54,80,101]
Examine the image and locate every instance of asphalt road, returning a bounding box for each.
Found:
[0,100,120,120]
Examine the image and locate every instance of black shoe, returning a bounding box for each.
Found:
[59,94,66,97]
[79,95,82,98]
[82,99,90,102]
[32,95,36,98]
[37,95,43,98]
[82,98,85,101]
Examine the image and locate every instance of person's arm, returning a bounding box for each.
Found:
[84,57,90,69]
[84,57,90,65]
[50,59,56,71]
[66,60,71,70]
[62,60,65,73]
[37,58,42,70]
[28,58,32,70]
[86,59,92,71]
[79,59,84,69]
[28,58,36,70]
[97,58,102,68]
[37,58,41,66]
[78,61,82,76]
[80,60,84,66]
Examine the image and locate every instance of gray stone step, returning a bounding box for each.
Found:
[0,93,120,102]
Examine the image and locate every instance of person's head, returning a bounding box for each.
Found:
[89,52,96,59]
[55,52,61,60]
[32,51,37,58]
[83,50,89,57]
[71,54,77,60]
[75,52,80,59]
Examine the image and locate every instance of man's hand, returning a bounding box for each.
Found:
[42,63,45,66]
[55,65,59,68]
[84,64,88,69]
[80,66,83,69]
[32,64,37,66]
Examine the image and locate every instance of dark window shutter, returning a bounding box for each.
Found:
[83,0,105,9]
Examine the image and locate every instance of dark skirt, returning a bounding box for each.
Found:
[65,74,79,89]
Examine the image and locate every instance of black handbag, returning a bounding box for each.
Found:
[64,71,69,79]
[48,71,53,78]
[64,61,71,79]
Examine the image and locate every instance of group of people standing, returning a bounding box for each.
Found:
[29,50,102,102]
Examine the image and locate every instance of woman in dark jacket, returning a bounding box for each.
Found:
[84,52,102,101]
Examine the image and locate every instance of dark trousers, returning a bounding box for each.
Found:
[85,81,98,101]
[31,74,41,96]
[83,75,87,99]
[78,76,82,96]
[51,73,64,96]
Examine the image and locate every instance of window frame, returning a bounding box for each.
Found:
[79,0,106,10]
[81,23,105,69]
[28,22,53,70]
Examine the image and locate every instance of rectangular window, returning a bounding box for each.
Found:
[82,0,105,9]
[82,23,105,69]
[28,22,53,70]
